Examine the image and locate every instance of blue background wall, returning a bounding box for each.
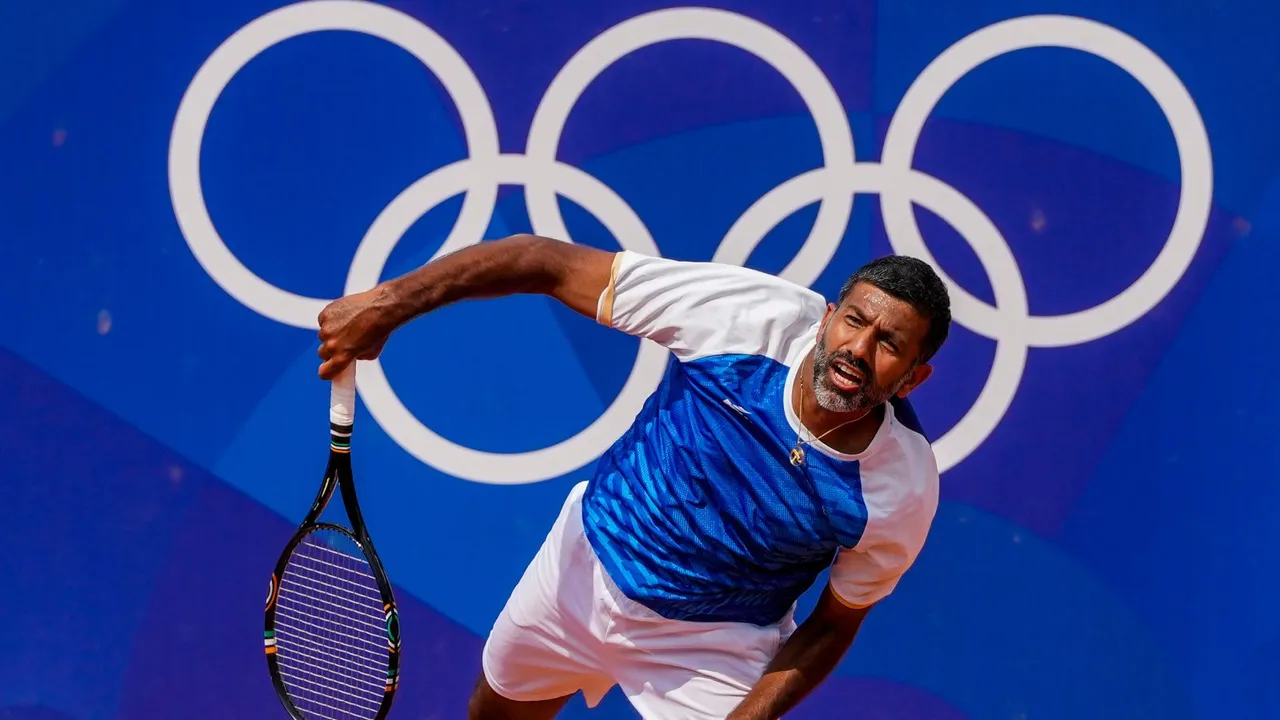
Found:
[2,0,1277,718]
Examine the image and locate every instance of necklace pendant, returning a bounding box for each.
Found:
[789,446,806,466]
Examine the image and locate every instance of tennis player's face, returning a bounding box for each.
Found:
[811,283,933,414]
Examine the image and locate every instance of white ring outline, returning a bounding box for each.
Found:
[169,0,500,330]
[168,3,1213,481]
[880,14,1213,348]
[525,7,856,289]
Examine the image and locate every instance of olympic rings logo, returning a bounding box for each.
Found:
[168,0,1212,485]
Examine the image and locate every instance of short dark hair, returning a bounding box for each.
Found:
[836,255,951,363]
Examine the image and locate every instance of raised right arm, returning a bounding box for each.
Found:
[316,234,615,379]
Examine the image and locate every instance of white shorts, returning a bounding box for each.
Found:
[482,481,797,719]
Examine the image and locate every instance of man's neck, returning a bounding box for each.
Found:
[793,353,884,455]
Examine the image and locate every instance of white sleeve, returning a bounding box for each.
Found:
[828,439,940,608]
[595,250,828,362]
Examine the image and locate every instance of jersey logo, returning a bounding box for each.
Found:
[723,399,752,416]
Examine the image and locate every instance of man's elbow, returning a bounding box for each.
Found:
[499,234,575,275]
[494,234,615,318]
[483,234,565,292]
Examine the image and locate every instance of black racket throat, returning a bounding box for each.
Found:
[265,368,402,720]
[300,420,367,535]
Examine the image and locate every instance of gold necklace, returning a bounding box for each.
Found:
[789,374,870,467]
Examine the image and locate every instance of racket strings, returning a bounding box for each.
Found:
[274,527,388,719]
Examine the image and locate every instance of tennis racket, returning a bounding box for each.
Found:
[264,362,401,719]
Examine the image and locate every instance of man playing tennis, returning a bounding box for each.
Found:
[316,233,950,719]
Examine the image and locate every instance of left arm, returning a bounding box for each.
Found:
[726,586,872,720]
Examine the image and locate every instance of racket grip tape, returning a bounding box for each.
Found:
[330,362,357,428]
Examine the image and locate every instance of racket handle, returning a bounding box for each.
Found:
[330,362,357,428]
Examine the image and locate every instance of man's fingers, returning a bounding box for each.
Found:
[318,356,344,380]
[318,337,341,362]
[318,348,354,380]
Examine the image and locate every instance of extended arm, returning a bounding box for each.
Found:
[378,233,613,324]
[316,235,829,379]
[316,234,614,378]
[726,586,872,720]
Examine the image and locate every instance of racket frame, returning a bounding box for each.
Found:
[264,363,401,720]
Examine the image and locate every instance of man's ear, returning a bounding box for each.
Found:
[820,302,838,331]
[897,363,934,398]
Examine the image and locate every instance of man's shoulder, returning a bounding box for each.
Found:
[612,250,828,316]
[859,401,940,521]
[609,251,828,364]
[888,396,929,442]
[885,398,938,479]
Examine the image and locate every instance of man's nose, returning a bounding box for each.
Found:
[843,326,876,359]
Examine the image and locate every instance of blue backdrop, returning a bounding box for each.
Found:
[2,0,1277,718]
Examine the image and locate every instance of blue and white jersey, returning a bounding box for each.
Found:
[582,250,940,627]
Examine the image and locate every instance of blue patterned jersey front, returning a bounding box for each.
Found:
[581,251,940,627]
